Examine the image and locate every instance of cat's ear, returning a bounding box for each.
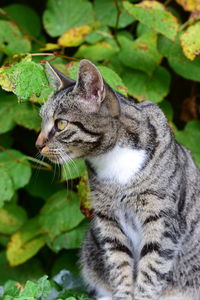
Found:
[45,62,75,91]
[75,59,105,112]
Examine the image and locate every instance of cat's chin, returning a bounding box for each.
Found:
[47,155,71,165]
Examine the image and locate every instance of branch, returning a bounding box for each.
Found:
[0,145,52,171]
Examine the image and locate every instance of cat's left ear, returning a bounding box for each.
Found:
[75,59,105,112]
[45,62,75,91]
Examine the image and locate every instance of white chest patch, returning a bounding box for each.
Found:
[117,211,142,253]
[88,145,146,184]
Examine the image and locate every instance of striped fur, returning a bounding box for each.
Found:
[37,60,200,300]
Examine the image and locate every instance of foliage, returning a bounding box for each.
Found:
[0,0,200,298]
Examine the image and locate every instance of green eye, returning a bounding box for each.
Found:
[55,119,68,131]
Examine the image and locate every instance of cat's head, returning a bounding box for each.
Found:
[35,60,121,163]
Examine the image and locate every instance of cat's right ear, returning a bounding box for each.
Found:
[45,62,75,91]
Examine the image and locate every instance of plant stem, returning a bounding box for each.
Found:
[0,145,52,171]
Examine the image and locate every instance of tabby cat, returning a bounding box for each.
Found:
[36,60,200,300]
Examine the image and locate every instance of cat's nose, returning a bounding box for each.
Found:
[35,132,47,151]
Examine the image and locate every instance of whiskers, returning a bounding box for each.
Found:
[32,151,46,184]
[33,147,80,195]
[56,149,80,191]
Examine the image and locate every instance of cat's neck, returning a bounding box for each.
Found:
[88,145,147,185]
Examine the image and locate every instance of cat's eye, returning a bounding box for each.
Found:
[55,119,68,131]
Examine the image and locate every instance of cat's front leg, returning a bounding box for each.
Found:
[82,212,135,300]
[96,212,135,300]
[134,210,181,300]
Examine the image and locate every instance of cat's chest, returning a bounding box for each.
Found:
[88,145,146,185]
[116,209,143,253]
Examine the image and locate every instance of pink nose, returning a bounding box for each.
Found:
[35,132,47,151]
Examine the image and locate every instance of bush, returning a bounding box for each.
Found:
[0,0,200,298]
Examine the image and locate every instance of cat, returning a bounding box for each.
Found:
[36,59,200,300]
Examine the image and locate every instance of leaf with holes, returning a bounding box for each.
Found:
[123,1,179,40]
[0,59,54,102]
[0,20,31,56]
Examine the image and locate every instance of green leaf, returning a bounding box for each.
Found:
[180,22,200,60]
[19,276,51,298]
[94,0,134,28]
[0,252,44,285]
[0,20,31,56]
[2,280,20,298]
[75,39,119,61]
[0,59,54,102]
[6,217,45,266]
[158,35,200,81]
[136,23,155,37]
[122,66,171,103]
[85,27,111,44]
[2,4,41,38]
[175,120,200,168]
[0,149,31,190]
[51,220,88,252]
[123,1,179,40]
[0,93,16,134]
[0,203,27,235]
[43,0,94,37]
[39,190,85,240]
[0,168,14,207]
[98,65,128,96]
[26,169,65,201]
[3,276,52,299]
[159,101,173,121]
[61,159,87,181]
[66,62,128,96]
[118,33,162,75]
[13,102,41,131]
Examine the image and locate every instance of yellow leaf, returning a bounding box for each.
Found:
[77,172,93,219]
[180,22,200,60]
[176,0,200,11]
[7,232,45,266]
[6,217,45,266]
[58,25,91,47]
[40,43,61,51]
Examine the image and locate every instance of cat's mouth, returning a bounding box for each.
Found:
[40,146,69,165]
